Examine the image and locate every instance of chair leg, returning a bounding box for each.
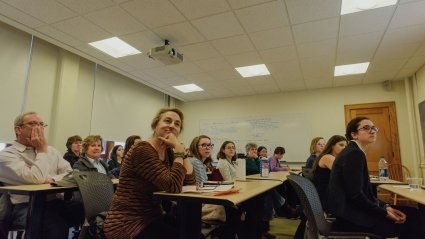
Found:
[393,193,397,205]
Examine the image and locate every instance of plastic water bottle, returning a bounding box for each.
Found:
[378,156,389,181]
[260,157,269,177]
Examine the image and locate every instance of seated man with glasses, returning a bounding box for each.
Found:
[0,112,84,239]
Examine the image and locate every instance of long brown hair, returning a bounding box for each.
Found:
[312,135,347,172]
[189,135,213,169]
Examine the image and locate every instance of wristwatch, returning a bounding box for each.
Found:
[174,152,187,159]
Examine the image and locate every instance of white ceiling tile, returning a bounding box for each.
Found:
[333,75,364,87]
[336,31,383,64]
[227,0,271,9]
[225,51,262,67]
[0,2,45,28]
[178,42,221,61]
[191,12,244,40]
[300,55,335,80]
[245,75,275,85]
[235,1,289,33]
[259,45,297,63]
[183,72,215,83]
[143,66,177,79]
[252,84,281,94]
[304,79,332,89]
[403,55,425,69]
[57,0,115,14]
[380,24,425,47]
[285,0,340,24]
[414,42,425,56]
[276,79,305,91]
[207,68,241,80]
[170,0,230,20]
[2,0,77,23]
[208,89,235,98]
[52,16,111,42]
[194,57,233,72]
[339,7,395,37]
[119,30,163,54]
[363,70,399,82]
[389,1,425,29]
[119,53,163,69]
[249,27,293,50]
[374,43,422,61]
[152,22,205,46]
[35,25,83,46]
[166,62,203,75]
[396,67,419,78]
[292,17,339,44]
[84,6,147,35]
[268,60,303,81]
[104,59,136,72]
[297,38,337,58]
[121,0,185,28]
[368,58,409,72]
[74,44,114,61]
[211,35,255,55]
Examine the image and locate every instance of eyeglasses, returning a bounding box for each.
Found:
[199,143,214,149]
[357,125,379,133]
[19,121,48,128]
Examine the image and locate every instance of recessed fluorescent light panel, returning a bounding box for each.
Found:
[235,64,270,78]
[334,62,370,77]
[89,37,141,58]
[341,0,397,15]
[173,84,204,93]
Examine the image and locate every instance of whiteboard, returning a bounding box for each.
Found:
[200,113,312,163]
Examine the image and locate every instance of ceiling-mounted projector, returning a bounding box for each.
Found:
[149,40,183,65]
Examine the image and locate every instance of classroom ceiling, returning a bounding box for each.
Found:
[1,0,425,102]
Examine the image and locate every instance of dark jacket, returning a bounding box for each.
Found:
[326,141,387,227]
[73,156,113,178]
[63,151,80,167]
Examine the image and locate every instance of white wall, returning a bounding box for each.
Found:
[413,65,425,176]
[0,23,167,154]
[179,81,417,172]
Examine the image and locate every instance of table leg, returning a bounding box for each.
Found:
[25,192,46,239]
[177,201,202,239]
[244,195,262,239]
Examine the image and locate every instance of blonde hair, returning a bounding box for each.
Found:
[150,107,184,131]
[82,135,103,155]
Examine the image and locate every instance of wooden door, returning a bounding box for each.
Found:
[345,102,401,176]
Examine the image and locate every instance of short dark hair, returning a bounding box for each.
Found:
[257,146,267,155]
[346,116,370,140]
[65,135,82,150]
[274,146,285,155]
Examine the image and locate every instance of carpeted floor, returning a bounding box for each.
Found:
[269,217,300,239]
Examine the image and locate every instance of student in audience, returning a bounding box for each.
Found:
[268,146,289,172]
[188,135,214,183]
[189,136,241,239]
[108,145,124,177]
[312,135,347,206]
[217,141,237,181]
[257,146,268,158]
[245,142,284,239]
[123,135,141,158]
[305,137,326,168]
[0,112,84,239]
[73,135,112,177]
[104,107,195,239]
[327,116,425,238]
[63,135,82,167]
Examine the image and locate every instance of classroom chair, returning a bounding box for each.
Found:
[286,174,383,239]
[388,163,411,205]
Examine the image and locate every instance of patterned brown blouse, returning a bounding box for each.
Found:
[103,141,195,239]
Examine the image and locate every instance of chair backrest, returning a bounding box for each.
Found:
[388,163,411,182]
[73,172,115,220]
[301,166,314,181]
[286,174,331,239]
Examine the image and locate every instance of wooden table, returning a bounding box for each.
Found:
[246,171,291,182]
[379,184,425,205]
[0,179,119,239]
[369,178,404,197]
[153,179,282,239]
